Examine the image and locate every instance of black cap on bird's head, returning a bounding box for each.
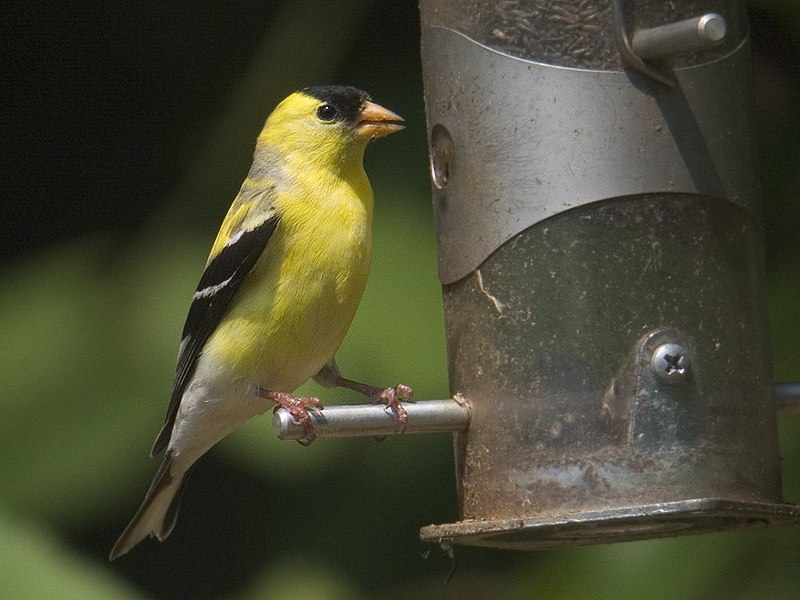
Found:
[302,84,404,140]
[303,85,369,124]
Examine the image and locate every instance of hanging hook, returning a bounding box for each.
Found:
[611,0,677,87]
[613,0,728,88]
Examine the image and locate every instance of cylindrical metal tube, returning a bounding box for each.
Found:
[420,0,799,550]
[632,13,727,60]
[440,197,781,517]
[273,400,470,440]
[776,382,800,414]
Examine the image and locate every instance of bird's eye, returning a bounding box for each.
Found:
[316,104,338,122]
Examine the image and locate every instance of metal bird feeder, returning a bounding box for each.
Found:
[416,0,800,549]
[273,0,800,551]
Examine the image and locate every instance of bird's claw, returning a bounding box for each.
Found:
[333,377,413,435]
[263,390,323,445]
[371,384,413,433]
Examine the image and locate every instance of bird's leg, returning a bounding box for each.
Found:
[334,377,413,432]
[261,390,323,446]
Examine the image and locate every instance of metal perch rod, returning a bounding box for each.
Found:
[273,398,471,440]
[776,382,800,414]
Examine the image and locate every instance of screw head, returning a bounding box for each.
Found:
[651,343,692,384]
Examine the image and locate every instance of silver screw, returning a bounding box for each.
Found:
[651,343,692,384]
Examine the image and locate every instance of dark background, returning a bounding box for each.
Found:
[2,1,799,598]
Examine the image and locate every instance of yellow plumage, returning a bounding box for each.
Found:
[110,86,405,559]
[208,173,373,389]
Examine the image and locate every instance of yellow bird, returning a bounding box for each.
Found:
[111,86,410,559]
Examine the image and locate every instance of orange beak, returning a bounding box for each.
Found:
[355,101,405,140]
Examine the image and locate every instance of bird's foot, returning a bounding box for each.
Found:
[335,378,413,433]
[262,390,323,445]
[372,384,413,433]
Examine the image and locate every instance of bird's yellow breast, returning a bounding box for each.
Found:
[204,169,373,393]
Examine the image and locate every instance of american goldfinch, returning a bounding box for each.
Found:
[110,85,410,559]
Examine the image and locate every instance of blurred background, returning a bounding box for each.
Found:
[1,1,799,598]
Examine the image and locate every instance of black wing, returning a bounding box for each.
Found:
[151,214,280,456]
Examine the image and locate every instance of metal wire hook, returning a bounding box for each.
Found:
[611,0,677,87]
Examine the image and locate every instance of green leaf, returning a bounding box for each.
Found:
[0,509,142,599]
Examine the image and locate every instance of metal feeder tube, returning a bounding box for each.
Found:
[418,0,800,550]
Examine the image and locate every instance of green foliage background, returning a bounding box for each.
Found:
[2,1,799,598]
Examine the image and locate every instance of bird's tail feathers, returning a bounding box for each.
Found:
[151,419,172,457]
[109,451,191,560]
